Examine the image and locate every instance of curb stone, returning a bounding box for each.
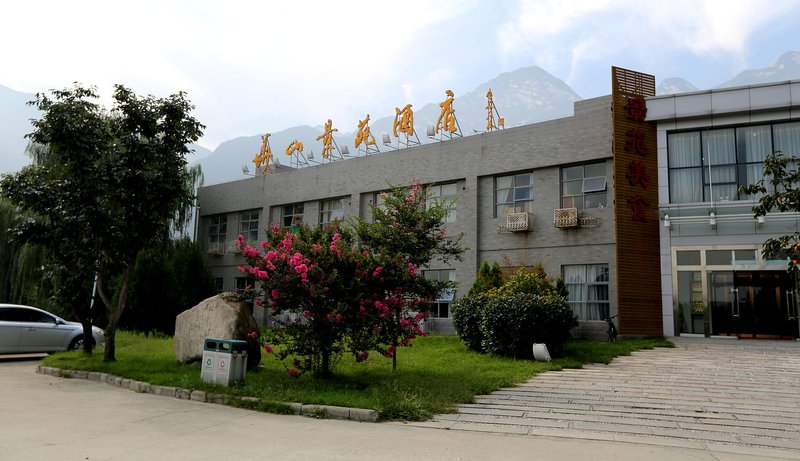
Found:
[35,366,379,423]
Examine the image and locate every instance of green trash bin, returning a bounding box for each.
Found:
[201,338,248,386]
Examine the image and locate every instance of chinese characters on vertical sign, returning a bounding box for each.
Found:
[624,96,650,222]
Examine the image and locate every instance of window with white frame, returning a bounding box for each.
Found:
[428,183,459,222]
[208,215,227,249]
[561,162,607,209]
[319,197,346,226]
[281,203,304,229]
[495,172,533,218]
[239,210,260,243]
[423,269,456,318]
[563,264,610,320]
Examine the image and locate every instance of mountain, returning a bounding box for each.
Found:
[4,51,800,181]
[718,51,800,88]
[657,77,699,95]
[0,85,38,174]
[197,66,582,185]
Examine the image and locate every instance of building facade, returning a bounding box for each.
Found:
[197,90,635,335]
[648,80,800,339]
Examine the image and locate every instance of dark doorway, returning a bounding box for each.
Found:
[708,271,799,338]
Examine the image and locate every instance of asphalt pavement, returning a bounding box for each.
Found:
[0,340,797,460]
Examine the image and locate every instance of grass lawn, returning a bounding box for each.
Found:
[41,332,673,421]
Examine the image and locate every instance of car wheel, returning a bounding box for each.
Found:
[68,336,85,351]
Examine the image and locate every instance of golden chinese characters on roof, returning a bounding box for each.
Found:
[435,90,457,134]
[486,89,504,131]
[316,119,338,159]
[355,114,379,154]
[252,133,273,175]
[393,104,414,137]
[286,140,304,156]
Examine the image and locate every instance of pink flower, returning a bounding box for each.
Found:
[287,368,298,377]
[295,263,308,274]
[372,266,382,278]
[236,234,245,247]
[357,351,369,362]
[271,289,280,299]
[408,262,417,276]
[335,313,343,323]
[263,344,273,353]
[247,331,258,338]
[303,310,313,319]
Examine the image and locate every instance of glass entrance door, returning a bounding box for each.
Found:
[708,270,799,338]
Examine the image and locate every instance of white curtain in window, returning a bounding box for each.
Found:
[668,132,703,203]
[586,265,609,320]
[774,122,800,157]
[563,266,587,319]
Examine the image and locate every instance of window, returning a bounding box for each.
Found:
[561,162,607,209]
[282,203,304,229]
[235,277,254,310]
[239,210,260,243]
[423,269,456,318]
[319,198,346,226]
[563,264,610,320]
[428,183,459,222]
[208,215,227,250]
[667,122,800,204]
[213,278,224,293]
[495,172,533,218]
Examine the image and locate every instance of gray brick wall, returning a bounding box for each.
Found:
[197,95,617,332]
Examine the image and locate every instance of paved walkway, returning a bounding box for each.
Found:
[407,337,800,459]
[1,355,762,461]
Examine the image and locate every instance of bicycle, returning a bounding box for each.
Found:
[605,315,618,342]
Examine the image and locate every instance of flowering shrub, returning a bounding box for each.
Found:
[236,224,428,378]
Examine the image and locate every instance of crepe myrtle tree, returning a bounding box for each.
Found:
[236,224,429,378]
[740,151,800,270]
[0,83,204,360]
[353,181,465,370]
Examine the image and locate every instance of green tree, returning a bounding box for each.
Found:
[740,151,800,268]
[123,238,216,335]
[467,261,503,296]
[0,84,204,360]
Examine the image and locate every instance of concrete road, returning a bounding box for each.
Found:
[0,356,785,461]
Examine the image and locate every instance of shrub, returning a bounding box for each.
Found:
[480,292,577,358]
[467,261,503,296]
[450,292,489,352]
[454,264,577,358]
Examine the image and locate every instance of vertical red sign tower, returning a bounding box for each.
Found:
[612,67,662,336]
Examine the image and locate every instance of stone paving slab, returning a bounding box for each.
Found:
[412,337,800,458]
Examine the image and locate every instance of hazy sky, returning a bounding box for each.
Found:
[2,0,799,150]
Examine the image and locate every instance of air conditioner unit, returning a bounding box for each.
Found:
[497,211,531,233]
[207,242,224,255]
[553,208,579,229]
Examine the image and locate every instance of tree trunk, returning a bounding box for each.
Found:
[98,263,135,362]
[81,320,94,354]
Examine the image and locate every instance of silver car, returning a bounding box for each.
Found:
[0,304,105,354]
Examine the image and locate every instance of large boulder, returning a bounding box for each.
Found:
[174,294,261,370]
